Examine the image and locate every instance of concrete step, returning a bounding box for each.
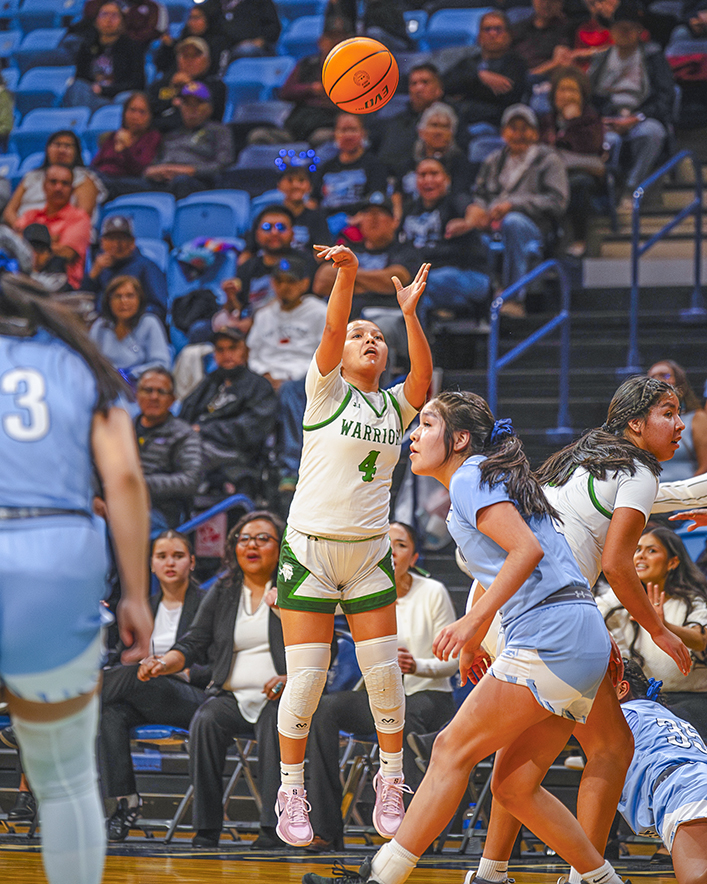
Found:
[599,236,706,259]
[584,256,706,286]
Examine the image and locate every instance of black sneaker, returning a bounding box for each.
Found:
[8,791,37,821]
[302,859,379,884]
[192,828,221,848]
[0,726,18,750]
[106,797,142,842]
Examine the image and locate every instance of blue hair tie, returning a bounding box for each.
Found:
[490,417,515,446]
[646,677,663,701]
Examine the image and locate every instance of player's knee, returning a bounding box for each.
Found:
[277,642,330,739]
[355,635,405,734]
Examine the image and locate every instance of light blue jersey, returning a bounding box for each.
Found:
[619,699,707,842]
[448,456,589,624]
[0,329,98,511]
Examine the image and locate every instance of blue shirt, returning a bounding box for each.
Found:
[81,247,168,320]
[89,313,171,379]
[0,329,98,511]
[448,455,588,623]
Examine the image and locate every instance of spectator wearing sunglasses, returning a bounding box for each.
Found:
[233,205,315,320]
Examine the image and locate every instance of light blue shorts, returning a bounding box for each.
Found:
[0,515,108,702]
[489,600,610,722]
[654,761,707,849]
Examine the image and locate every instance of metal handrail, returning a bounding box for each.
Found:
[624,149,704,373]
[176,493,254,534]
[487,259,572,437]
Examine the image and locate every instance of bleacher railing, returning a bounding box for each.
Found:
[487,259,572,438]
[624,148,704,374]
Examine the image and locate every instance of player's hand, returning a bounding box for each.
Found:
[397,647,417,674]
[669,509,707,530]
[608,633,624,686]
[117,596,153,664]
[459,645,491,686]
[646,582,666,623]
[653,627,691,675]
[393,262,430,315]
[313,243,358,271]
[434,612,479,661]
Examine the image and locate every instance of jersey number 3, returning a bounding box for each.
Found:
[358,450,380,483]
[1,368,50,442]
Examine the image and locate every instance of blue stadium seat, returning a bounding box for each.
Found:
[1,68,19,92]
[274,0,327,24]
[468,135,504,163]
[135,237,170,272]
[17,0,82,31]
[249,188,285,223]
[223,56,296,120]
[0,0,21,27]
[13,66,74,116]
[83,103,124,155]
[230,100,294,129]
[675,526,707,562]
[13,28,71,74]
[17,151,44,175]
[173,190,251,244]
[424,8,493,50]
[164,0,192,24]
[0,29,21,60]
[404,9,428,42]
[235,142,311,169]
[167,246,239,303]
[10,106,90,159]
[0,153,20,180]
[102,193,176,240]
[277,15,325,59]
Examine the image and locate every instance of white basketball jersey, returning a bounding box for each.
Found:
[287,359,418,539]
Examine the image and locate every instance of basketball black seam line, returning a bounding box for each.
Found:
[336,57,397,107]
[327,49,390,97]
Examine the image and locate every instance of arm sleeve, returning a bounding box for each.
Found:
[652,473,707,512]
[145,428,203,503]
[613,466,658,519]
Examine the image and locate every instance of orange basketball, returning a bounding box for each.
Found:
[322,37,399,115]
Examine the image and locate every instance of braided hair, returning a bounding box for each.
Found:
[536,376,674,486]
[430,391,558,519]
[621,658,669,706]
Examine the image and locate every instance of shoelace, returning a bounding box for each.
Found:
[283,790,312,825]
[331,858,371,880]
[378,778,413,813]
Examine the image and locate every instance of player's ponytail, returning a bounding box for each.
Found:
[431,391,558,519]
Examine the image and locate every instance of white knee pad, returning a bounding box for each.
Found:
[355,635,405,735]
[277,642,331,739]
[12,694,106,884]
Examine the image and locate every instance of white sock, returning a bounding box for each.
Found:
[477,858,509,882]
[120,793,140,809]
[569,868,582,884]
[371,839,419,884]
[580,860,622,884]
[379,749,404,779]
[280,762,305,788]
[13,696,105,884]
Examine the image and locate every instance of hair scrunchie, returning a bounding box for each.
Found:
[489,417,515,446]
[646,677,663,701]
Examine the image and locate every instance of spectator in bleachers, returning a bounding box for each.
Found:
[374,63,445,172]
[134,367,203,527]
[0,71,13,155]
[89,274,171,381]
[149,37,226,133]
[400,157,489,326]
[678,0,707,37]
[143,82,233,198]
[462,104,568,316]
[588,0,675,210]
[279,22,351,144]
[16,165,92,289]
[154,4,229,77]
[179,327,278,496]
[81,215,168,320]
[647,360,707,480]
[396,102,472,201]
[22,223,71,292]
[539,66,605,258]
[311,112,389,220]
[63,1,145,112]
[325,0,412,52]
[91,92,162,199]
[511,0,576,76]
[200,0,281,59]
[69,0,168,52]
[4,131,106,231]
[444,11,528,129]
[100,530,208,842]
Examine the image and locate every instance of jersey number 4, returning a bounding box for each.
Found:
[1,368,50,442]
[358,450,381,483]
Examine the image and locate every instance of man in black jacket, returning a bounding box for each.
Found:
[179,328,278,496]
[135,368,203,528]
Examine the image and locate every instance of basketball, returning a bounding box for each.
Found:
[322,36,399,115]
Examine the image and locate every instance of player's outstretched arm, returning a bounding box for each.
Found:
[669,508,707,530]
[396,262,433,409]
[313,244,359,376]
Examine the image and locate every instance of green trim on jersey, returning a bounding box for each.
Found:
[386,390,403,428]
[352,385,389,419]
[302,388,352,432]
[587,474,613,519]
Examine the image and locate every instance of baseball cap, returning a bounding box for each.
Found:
[613,1,644,24]
[180,81,212,102]
[359,190,395,216]
[22,223,52,249]
[501,104,539,129]
[177,36,210,56]
[100,215,135,237]
[213,326,245,344]
[271,254,311,281]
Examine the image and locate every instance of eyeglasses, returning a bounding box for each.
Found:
[138,386,172,396]
[236,533,277,546]
[260,222,288,232]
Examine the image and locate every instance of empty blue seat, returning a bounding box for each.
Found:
[231,100,294,131]
[13,27,70,74]
[277,15,324,59]
[249,188,284,223]
[235,142,311,170]
[135,237,170,272]
[0,0,21,26]
[17,151,44,175]
[102,193,176,240]
[1,68,19,92]
[173,190,250,244]
[0,28,20,59]
[274,0,327,24]
[11,106,90,159]
[83,103,124,155]
[223,57,296,120]
[13,65,74,116]
[164,0,192,24]
[424,8,493,50]
[675,526,707,562]
[0,153,20,180]
[17,0,81,31]
[404,9,428,42]
[468,135,504,163]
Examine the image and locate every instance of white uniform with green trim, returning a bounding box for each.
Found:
[287,358,418,540]
[544,464,658,589]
